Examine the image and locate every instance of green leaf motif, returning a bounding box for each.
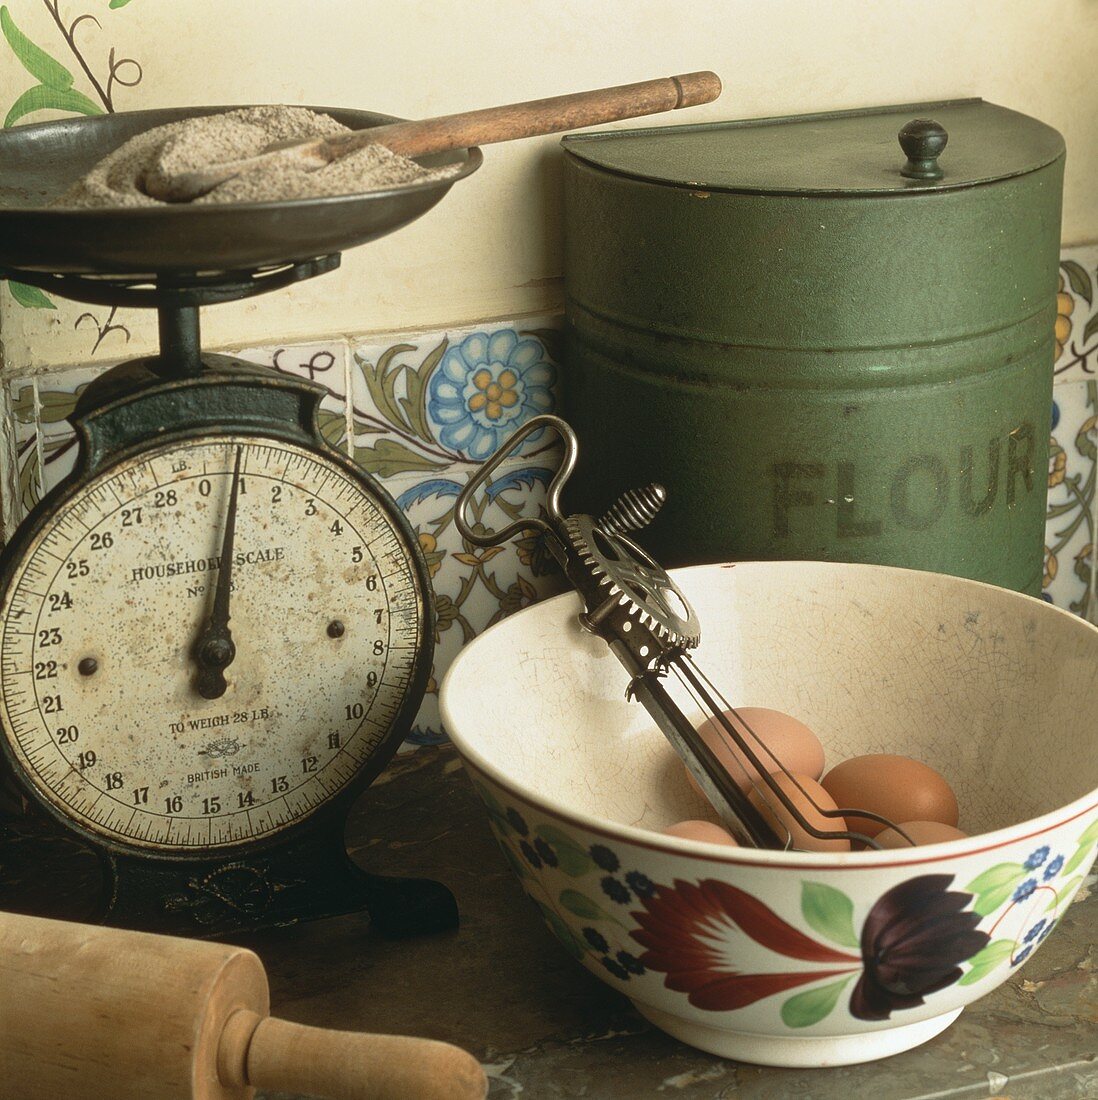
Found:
[10,384,34,422]
[1082,312,1098,347]
[800,882,860,948]
[957,939,1013,986]
[780,976,852,1028]
[0,7,73,89]
[8,280,56,308]
[559,889,610,922]
[536,902,586,961]
[1061,259,1093,306]
[1063,825,1098,875]
[315,409,345,449]
[966,862,1027,917]
[356,345,415,434]
[353,438,442,479]
[36,385,84,424]
[109,0,134,8]
[535,823,594,877]
[400,336,446,447]
[18,447,40,515]
[1047,875,1082,912]
[4,84,103,128]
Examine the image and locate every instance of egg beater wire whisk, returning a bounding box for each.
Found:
[455,415,909,852]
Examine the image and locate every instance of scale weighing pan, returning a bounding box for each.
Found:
[0,105,482,276]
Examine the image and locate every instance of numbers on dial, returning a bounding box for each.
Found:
[0,436,426,850]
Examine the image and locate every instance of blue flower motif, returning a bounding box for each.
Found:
[600,876,631,904]
[1043,855,1064,881]
[1013,878,1038,902]
[615,950,646,975]
[625,871,656,898]
[427,330,556,460]
[1039,919,1057,942]
[583,927,609,953]
[533,838,558,867]
[506,808,529,836]
[589,844,620,872]
[1012,944,1033,966]
[519,841,542,869]
[601,956,630,981]
[1024,919,1047,943]
[1024,846,1050,870]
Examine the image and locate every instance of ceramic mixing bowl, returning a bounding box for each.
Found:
[440,561,1098,1067]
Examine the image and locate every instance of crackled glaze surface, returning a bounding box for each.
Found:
[442,561,1098,1064]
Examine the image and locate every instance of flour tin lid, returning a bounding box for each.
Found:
[560,99,1064,195]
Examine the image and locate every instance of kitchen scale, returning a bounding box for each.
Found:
[0,106,481,937]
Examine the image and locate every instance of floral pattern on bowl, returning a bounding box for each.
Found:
[465,768,1098,1060]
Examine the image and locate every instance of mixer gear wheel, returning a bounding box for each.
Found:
[565,514,701,648]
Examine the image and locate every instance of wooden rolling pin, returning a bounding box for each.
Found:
[145,71,722,202]
[0,910,487,1100]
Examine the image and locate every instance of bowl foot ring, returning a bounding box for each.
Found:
[632,1001,962,1067]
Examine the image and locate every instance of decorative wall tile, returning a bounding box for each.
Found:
[348,317,561,478]
[1043,380,1096,618]
[381,451,566,747]
[234,342,351,454]
[1055,245,1098,383]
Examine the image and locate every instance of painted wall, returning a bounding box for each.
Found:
[0,1,1094,747]
[1,0,1097,368]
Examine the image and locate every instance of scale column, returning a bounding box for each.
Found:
[157,303,202,376]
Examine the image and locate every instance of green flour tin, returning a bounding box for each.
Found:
[562,99,1064,593]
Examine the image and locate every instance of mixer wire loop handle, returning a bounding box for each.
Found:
[454,414,576,548]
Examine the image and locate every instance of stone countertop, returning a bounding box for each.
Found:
[240,746,1097,1100]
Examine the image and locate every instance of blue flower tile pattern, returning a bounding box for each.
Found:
[427,330,556,460]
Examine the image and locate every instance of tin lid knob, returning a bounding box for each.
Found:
[898,118,948,180]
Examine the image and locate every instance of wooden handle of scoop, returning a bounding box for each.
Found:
[331,70,722,159]
[146,71,721,201]
[218,1010,488,1100]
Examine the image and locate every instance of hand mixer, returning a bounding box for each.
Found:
[455,416,913,851]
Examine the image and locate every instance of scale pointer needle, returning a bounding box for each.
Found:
[194,446,242,700]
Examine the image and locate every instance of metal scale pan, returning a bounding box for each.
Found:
[0,105,482,276]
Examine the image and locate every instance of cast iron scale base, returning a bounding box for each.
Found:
[0,105,479,938]
[0,258,459,939]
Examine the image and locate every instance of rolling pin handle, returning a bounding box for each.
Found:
[218,1010,488,1100]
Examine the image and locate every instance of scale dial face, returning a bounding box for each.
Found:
[0,434,428,851]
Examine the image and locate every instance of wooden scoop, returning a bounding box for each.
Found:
[144,71,721,202]
[0,910,487,1100]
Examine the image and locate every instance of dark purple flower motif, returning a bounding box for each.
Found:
[583,927,609,953]
[506,808,529,836]
[1024,846,1050,870]
[601,876,631,904]
[616,950,646,975]
[1043,855,1064,881]
[590,844,620,872]
[626,871,656,898]
[534,838,558,867]
[519,841,542,868]
[1013,945,1033,966]
[601,956,630,980]
[1013,878,1038,903]
[1023,920,1047,944]
[849,874,989,1022]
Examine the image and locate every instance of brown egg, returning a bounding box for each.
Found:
[663,820,740,846]
[747,772,850,852]
[690,707,826,795]
[821,754,959,838]
[874,821,968,849]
